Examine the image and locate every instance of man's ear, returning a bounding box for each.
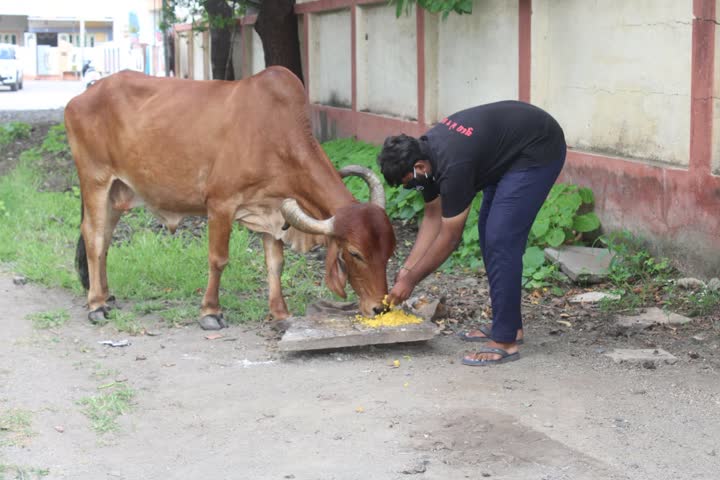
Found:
[414,159,431,175]
[324,240,348,299]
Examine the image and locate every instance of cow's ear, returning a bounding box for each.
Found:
[325,240,347,298]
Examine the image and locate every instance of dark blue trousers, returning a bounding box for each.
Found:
[478,151,566,343]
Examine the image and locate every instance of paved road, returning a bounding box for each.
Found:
[0,79,84,111]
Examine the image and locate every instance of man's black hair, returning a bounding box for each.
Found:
[376,134,427,187]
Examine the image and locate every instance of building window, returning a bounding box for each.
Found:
[1,33,17,45]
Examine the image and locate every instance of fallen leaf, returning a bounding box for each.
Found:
[205,334,224,340]
[403,382,409,388]
[54,425,64,433]
[355,407,364,413]
[162,363,176,367]
[392,359,400,368]
[556,320,572,327]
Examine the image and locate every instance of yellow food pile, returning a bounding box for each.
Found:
[355,297,423,328]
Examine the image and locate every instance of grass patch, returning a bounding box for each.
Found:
[0,464,50,479]
[0,409,34,447]
[26,309,70,329]
[0,122,31,148]
[595,231,720,316]
[78,383,134,434]
[105,310,145,336]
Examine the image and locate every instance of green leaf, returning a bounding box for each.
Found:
[546,228,565,247]
[531,217,550,238]
[579,187,594,205]
[573,213,600,233]
[522,246,546,271]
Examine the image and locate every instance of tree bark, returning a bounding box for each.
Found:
[254,0,304,85]
[204,0,235,80]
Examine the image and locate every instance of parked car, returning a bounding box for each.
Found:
[0,43,23,91]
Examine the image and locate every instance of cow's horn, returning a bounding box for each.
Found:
[339,165,386,210]
[280,199,335,236]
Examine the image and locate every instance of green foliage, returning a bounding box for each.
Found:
[26,309,70,329]
[529,184,599,248]
[603,231,673,286]
[0,161,81,291]
[40,123,70,156]
[0,122,31,147]
[322,138,425,220]
[106,310,145,336]
[390,0,473,19]
[449,184,599,287]
[160,0,247,32]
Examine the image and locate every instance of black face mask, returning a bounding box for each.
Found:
[403,168,434,191]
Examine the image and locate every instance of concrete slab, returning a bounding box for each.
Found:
[605,348,678,366]
[568,291,621,304]
[544,246,615,284]
[278,298,441,352]
[616,307,691,330]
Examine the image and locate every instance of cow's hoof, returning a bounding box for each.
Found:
[198,313,227,330]
[88,306,110,324]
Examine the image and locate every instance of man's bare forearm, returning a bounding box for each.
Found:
[402,198,441,270]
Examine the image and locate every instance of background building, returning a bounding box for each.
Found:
[0,0,165,79]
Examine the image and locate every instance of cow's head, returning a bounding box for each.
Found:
[281,166,396,317]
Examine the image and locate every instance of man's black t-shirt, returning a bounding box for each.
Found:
[421,100,566,218]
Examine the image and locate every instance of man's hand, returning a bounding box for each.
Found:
[388,276,416,306]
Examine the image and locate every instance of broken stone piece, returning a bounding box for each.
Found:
[544,246,614,284]
[616,307,691,330]
[568,291,620,304]
[676,277,706,289]
[605,348,678,366]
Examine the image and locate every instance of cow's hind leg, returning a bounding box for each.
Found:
[199,207,234,330]
[262,233,290,320]
[81,183,121,323]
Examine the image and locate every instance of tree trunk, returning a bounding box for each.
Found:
[254,0,304,85]
[205,0,235,80]
[165,31,175,76]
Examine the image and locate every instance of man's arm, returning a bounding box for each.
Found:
[388,205,471,304]
[401,197,442,273]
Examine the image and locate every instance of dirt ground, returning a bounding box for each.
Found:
[1,114,720,479]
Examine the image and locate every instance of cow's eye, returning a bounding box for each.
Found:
[348,250,364,262]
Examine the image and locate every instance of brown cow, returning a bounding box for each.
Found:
[65,67,396,330]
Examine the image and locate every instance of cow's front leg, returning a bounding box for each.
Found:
[262,233,289,320]
[199,208,233,330]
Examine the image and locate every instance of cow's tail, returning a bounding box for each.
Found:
[75,197,89,290]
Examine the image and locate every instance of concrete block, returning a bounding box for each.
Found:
[278,298,441,352]
[544,246,615,284]
[568,291,621,304]
[616,307,691,330]
[605,348,678,366]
